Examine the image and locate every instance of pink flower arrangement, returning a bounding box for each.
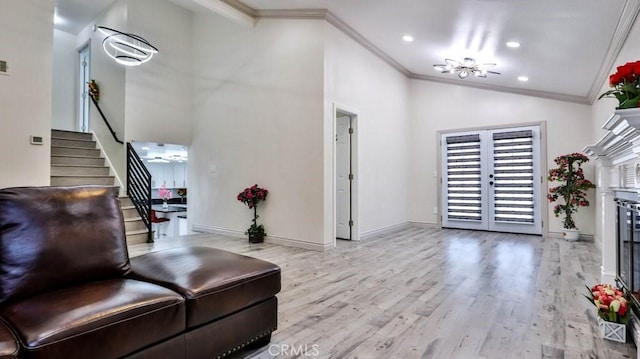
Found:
[237,184,268,209]
[157,185,172,201]
[586,284,631,324]
[547,153,595,229]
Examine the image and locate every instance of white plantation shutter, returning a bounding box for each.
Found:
[445,134,482,221]
[441,125,541,235]
[491,130,535,224]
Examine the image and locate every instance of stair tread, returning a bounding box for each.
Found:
[126,229,149,235]
[51,154,103,158]
[51,137,95,143]
[124,217,143,222]
[51,145,98,150]
[51,164,108,168]
[51,129,90,134]
[51,175,114,178]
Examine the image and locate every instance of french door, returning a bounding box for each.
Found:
[441,125,542,235]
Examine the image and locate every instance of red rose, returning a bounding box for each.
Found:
[634,61,640,76]
[618,63,633,78]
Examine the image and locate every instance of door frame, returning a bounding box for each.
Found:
[77,41,91,133]
[333,103,360,245]
[436,121,548,237]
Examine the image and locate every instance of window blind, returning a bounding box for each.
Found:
[445,134,482,221]
[492,130,534,223]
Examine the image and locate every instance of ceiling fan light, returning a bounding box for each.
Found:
[458,70,469,79]
[433,65,447,72]
[463,58,475,67]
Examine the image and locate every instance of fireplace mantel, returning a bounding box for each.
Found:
[586,108,640,167]
[585,108,640,283]
[586,108,640,355]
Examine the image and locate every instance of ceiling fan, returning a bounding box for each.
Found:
[433,58,500,79]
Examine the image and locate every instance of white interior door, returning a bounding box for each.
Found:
[441,125,542,235]
[336,115,351,239]
[78,45,90,133]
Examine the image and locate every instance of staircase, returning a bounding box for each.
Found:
[50,129,149,244]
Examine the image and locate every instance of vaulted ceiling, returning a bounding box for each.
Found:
[54,0,640,104]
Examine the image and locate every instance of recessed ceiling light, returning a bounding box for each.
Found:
[518,76,529,82]
[506,41,521,48]
[402,35,414,42]
[142,147,150,150]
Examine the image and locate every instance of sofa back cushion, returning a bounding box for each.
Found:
[0,186,131,304]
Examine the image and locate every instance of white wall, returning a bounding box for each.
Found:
[77,1,128,182]
[72,0,192,185]
[52,29,77,131]
[124,0,193,146]
[324,24,411,240]
[190,15,326,249]
[409,80,594,236]
[0,0,53,188]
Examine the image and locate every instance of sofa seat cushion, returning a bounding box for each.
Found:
[130,246,281,328]
[0,319,18,357]
[1,279,185,359]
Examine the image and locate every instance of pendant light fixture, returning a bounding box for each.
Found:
[433,58,500,79]
[97,26,159,67]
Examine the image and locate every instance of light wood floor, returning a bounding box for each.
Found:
[129,225,637,359]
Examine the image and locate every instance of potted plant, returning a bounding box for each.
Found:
[585,284,631,343]
[547,152,595,241]
[598,60,640,109]
[237,184,268,243]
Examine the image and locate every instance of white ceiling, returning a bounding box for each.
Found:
[54,0,117,34]
[54,0,640,103]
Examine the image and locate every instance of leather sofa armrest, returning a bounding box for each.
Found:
[0,319,19,358]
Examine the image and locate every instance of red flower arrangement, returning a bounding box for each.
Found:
[547,153,595,230]
[585,284,631,324]
[237,184,268,239]
[598,61,640,109]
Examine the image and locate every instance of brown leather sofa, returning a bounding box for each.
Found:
[0,186,281,359]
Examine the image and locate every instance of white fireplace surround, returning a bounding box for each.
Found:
[586,108,640,282]
[585,108,640,351]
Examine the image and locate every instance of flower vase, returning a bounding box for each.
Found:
[598,317,626,343]
[249,232,264,243]
[562,228,579,241]
[162,200,168,209]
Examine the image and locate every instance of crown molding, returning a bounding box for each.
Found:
[324,10,411,77]
[218,0,631,105]
[586,0,640,103]
[409,73,590,105]
[219,0,257,17]
[257,8,327,19]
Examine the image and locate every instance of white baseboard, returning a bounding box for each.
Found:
[266,235,334,252]
[631,311,640,357]
[192,224,245,238]
[547,231,595,242]
[360,222,411,238]
[191,224,332,252]
[408,221,440,229]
